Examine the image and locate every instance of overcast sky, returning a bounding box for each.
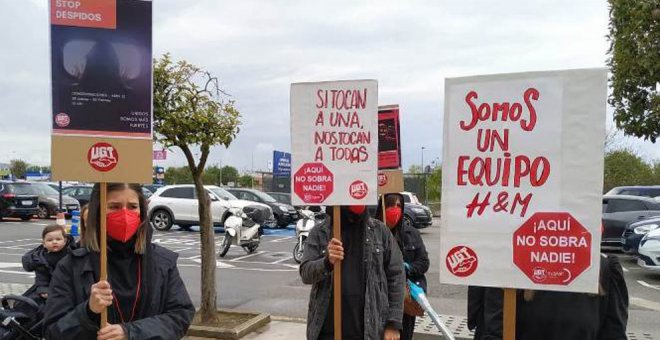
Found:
[1,0,657,173]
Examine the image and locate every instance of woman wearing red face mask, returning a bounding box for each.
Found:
[378,193,430,340]
[43,183,195,340]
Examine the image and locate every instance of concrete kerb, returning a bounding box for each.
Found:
[187,310,271,340]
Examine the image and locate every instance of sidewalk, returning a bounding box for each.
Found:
[1,283,654,339]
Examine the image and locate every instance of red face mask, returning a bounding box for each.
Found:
[385,207,402,228]
[107,209,141,243]
[348,205,366,215]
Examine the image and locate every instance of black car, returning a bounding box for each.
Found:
[227,188,298,227]
[266,192,292,205]
[606,186,660,198]
[602,195,660,247]
[0,181,39,221]
[401,192,433,229]
[621,216,660,254]
[61,185,93,207]
[29,182,80,219]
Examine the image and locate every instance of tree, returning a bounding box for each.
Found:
[408,164,422,174]
[26,165,41,173]
[603,149,655,192]
[153,53,241,323]
[203,166,223,186]
[427,166,442,202]
[238,174,253,188]
[164,167,193,184]
[220,165,239,185]
[607,0,660,141]
[9,159,27,179]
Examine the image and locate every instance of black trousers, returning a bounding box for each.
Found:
[402,314,416,340]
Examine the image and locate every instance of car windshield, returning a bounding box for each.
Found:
[411,194,421,205]
[209,187,238,200]
[33,183,60,196]
[7,183,39,195]
[255,191,278,203]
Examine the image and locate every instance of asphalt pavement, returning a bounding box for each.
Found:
[0,217,658,338]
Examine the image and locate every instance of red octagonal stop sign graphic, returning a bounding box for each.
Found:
[293,162,334,204]
[513,212,592,286]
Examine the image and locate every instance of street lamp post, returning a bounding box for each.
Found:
[421,147,426,205]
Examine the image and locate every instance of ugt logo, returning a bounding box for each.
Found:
[349,180,368,200]
[446,246,479,277]
[87,143,119,172]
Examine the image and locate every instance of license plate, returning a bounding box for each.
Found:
[67,205,78,210]
[21,200,33,206]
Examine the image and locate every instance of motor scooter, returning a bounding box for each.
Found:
[218,206,266,257]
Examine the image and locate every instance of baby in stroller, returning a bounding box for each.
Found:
[0,225,77,339]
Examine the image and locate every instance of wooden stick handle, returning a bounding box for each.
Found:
[100,182,108,328]
[333,206,341,340]
[503,288,517,340]
[381,194,386,224]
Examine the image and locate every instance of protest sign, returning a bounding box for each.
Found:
[50,0,152,183]
[440,69,607,293]
[291,80,378,206]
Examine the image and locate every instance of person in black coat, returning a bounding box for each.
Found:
[468,254,629,340]
[22,225,77,302]
[377,193,430,340]
[43,183,195,340]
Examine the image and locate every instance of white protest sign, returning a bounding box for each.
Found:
[291,80,378,206]
[440,69,607,293]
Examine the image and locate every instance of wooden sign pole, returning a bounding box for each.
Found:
[333,206,342,340]
[100,182,108,328]
[503,288,516,340]
[381,194,386,223]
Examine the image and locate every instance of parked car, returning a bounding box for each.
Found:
[0,181,39,221]
[266,192,292,205]
[602,195,660,247]
[141,187,153,199]
[61,185,93,207]
[400,191,433,229]
[148,185,275,231]
[621,216,660,254]
[29,182,80,219]
[145,184,164,195]
[637,227,660,272]
[606,186,660,199]
[227,188,298,227]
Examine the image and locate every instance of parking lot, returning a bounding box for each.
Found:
[0,217,658,337]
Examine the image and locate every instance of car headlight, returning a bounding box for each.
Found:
[278,206,288,212]
[412,207,425,213]
[634,224,659,235]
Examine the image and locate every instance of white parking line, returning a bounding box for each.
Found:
[637,280,660,291]
[229,251,266,262]
[269,237,295,243]
[271,256,294,264]
[631,297,660,312]
[0,270,34,277]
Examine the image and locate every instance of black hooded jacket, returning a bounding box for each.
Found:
[469,255,628,340]
[42,227,195,340]
[22,235,77,297]
[376,194,430,291]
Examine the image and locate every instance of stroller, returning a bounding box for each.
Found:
[0,285,45,340]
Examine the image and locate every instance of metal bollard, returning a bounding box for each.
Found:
[70,210,80,237]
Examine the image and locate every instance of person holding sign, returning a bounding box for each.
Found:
[43,183,195,340]
[377,194,430,340]
[300,205,405,340]
[469,254,628,340]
